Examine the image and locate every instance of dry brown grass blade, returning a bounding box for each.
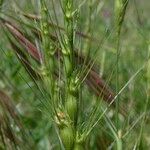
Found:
[0,91,17,119]
[1,19,42,62]
[0,91,22,148]
[87,70,115,102]
[0,115,17,149]
[9,38,41,80]
[0,90,35,149]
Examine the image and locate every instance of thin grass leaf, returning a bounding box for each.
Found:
[8,38,41,80]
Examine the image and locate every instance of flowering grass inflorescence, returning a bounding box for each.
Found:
[1,0,149,149]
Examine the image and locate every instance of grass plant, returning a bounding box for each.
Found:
[0,0,150,149]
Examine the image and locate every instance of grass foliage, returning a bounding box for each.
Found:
[0,0,150,149]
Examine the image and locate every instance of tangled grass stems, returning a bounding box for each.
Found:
[135,43,150,149]
[0,90,35,149]
[0,12,117,150]
[0,14,116,149]
[0,15,115,104]
[1,0,149,149]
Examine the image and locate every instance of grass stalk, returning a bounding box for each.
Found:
[114,0,129,145]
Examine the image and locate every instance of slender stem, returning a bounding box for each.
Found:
[62,0,74,77]
[83,0,92,56]
[40,1,55,83]
[114,0,129,149]
[40,0,57,110]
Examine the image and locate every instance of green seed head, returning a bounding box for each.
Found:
[74,144,84,150]
[66,95,77,122]
[60,125,74,149]
[65,11,72,20]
